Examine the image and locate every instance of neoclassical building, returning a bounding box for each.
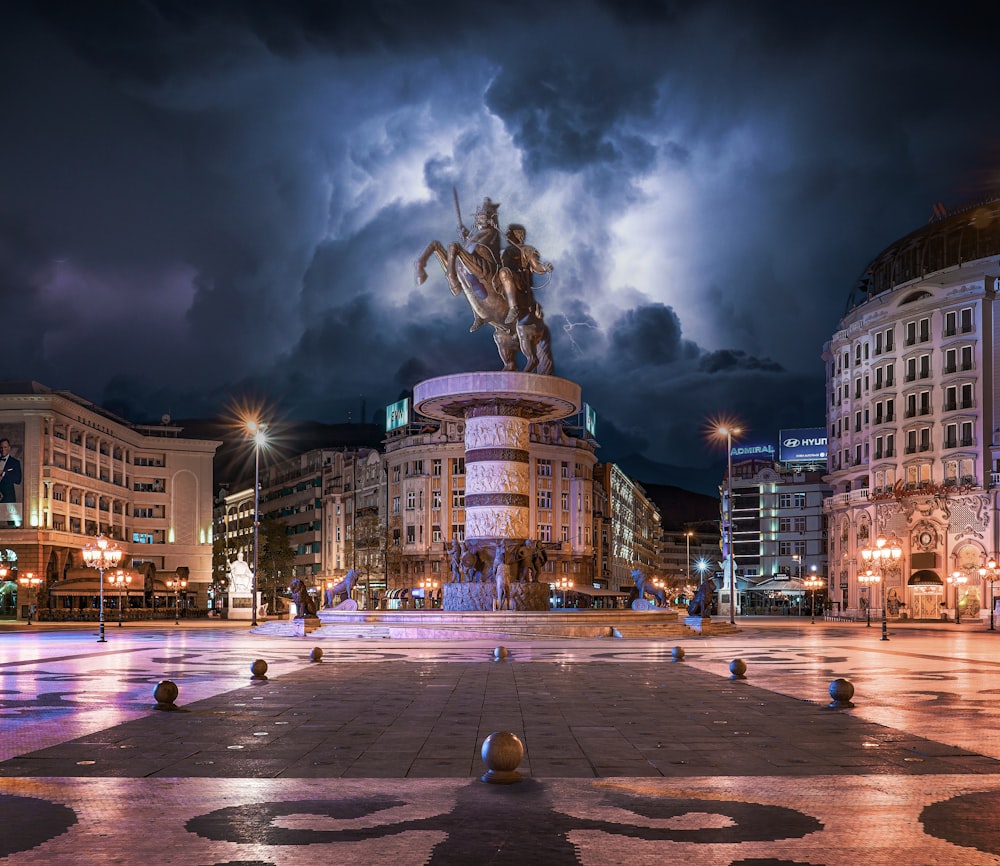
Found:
[0,381,219,613]
[824,197,1000,620]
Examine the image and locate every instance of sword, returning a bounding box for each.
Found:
[453,186,466,237]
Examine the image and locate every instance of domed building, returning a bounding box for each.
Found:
[824,197,1000,623]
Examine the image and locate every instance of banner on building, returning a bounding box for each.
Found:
[0,422,25,529]
[385,399,410,432]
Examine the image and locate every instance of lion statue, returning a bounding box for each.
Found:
[687,578,715,618]
[289,578,317,619]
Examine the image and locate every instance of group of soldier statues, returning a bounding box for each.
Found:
[446,537,548,585]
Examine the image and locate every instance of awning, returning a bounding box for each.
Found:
[383,588,410,599]
[748,577,806,595]
[909,570,942,586]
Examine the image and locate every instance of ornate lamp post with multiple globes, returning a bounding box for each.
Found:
[17,572,41,625]
[166,576,188,625]
[109,569,132,627]
[981,557,1000,631]
[859,535,902,642]
[556,576,573,609]
[948,571,968,625]
[82,534,123,643]
[858,570,879,627]
[419,577,439,609]
[803,572,825,624]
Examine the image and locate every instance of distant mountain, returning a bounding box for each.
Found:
[639,483,719,530]
[171,418,383,489]
[614,452,721,497]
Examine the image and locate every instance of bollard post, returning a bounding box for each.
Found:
[480,731,524,784]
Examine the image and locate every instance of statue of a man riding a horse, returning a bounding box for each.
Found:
[416,193,555,375]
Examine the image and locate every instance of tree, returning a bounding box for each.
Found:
[258,517,296,612]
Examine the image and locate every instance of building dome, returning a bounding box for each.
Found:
[846,195,1000,311]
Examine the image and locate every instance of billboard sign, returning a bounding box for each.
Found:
[584,403,597,437]
[385,399,410,432]
[0,422,24,529]
[780,427,828,462]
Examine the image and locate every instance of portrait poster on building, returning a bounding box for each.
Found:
[0,422,25,528]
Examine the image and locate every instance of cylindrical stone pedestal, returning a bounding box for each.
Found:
[414,372,581,612]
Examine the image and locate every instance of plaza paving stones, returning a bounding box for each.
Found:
[5,620,1000,862]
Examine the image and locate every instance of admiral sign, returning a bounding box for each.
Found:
[780,427,828,462]
[730,442,775,459]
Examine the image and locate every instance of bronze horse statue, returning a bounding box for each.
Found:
[416,196,555,375]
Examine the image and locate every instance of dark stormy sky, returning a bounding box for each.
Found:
[3,2,1000,490]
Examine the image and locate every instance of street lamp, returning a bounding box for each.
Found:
[166,576,188,625]
[714,424,742,625]
[981,558,999,631]
[17,572,41,625]
[859,535,902,641]
[82,534,123,643]
[245,419,269,628]
[419,577,439,609]
[803,572,825,624]
[556,576,572,608]
[684,530,693,584]
[858,570,879,627]
[109,569,132,627]
[948,571,968,625]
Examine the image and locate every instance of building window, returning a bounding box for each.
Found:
[537,459,552,477]
[919,354,930,379]
[432,525,442,543]
[961,383,973,409]
[538,524,552,542]
[779,518,792,532]
[961,307,973,333]
[561,491,569,511]
[406,525,415,544]
[945,423,958,449]
[432,459,442,476]
[885,434,895,458]
[431,489,442,509]
[561,524,569,542]
[961,421,974,447]
[452,488,465,508]
[451,457,465,475]
[392,496,400,515]
[406,491,416,510]
[961,345,973,371]
[537,490,552,509]
[944,385,957,412]
[452,524,465,541]
[945,310,957,337]
[905,321,916,346]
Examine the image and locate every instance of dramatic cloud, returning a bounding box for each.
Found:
[2,1,1000,491]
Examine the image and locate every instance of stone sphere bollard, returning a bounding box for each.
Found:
[250,659,269,681]
[729,658,748,680]
[828,678,855,709]
[494,646,508,661]
[480,731,524,784]
[153,680,180,711]
[309,647,323,663]
[671,646,685,662]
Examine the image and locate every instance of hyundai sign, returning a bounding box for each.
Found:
[780,427,828,462]
[385,398,410,432]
